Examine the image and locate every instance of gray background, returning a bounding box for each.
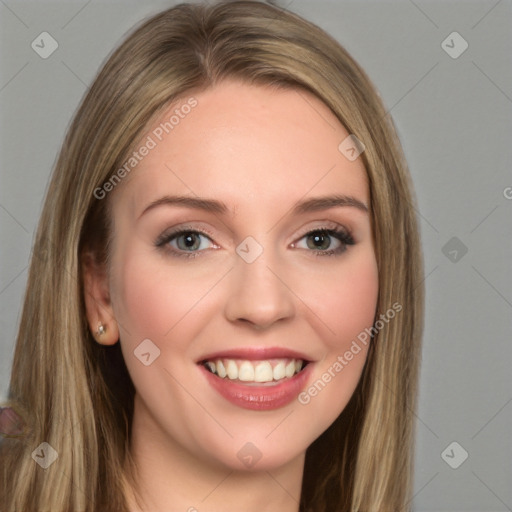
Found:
[1,1,511,510]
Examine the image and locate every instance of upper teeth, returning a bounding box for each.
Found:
[204,358,304,383]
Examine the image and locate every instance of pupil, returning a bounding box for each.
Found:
[308,232,330,250]
[180,233,199,250]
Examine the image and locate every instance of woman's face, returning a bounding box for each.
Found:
[90,79,378,471]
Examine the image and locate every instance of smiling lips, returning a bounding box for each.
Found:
[197,347,313,410]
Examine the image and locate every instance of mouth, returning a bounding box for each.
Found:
[201,357,309,385]
[196,347,313,410]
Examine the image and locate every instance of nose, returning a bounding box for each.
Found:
[223,248,296,329]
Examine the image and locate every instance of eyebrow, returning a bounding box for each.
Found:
[293,194,368,214]
[138,193,368,219]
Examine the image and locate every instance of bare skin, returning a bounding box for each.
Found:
[83,79,378,512]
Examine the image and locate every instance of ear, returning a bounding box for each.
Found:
[82,250,120,345]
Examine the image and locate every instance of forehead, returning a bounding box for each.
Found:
[113,79,368,217]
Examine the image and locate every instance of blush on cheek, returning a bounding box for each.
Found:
[114,246,217,348]
[300,264,378,429]
[314,259,379,351]
[111,248,172,344]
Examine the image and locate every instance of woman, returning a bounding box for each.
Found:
[0,1,424,510]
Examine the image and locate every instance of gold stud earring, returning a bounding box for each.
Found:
[96,323,107,337]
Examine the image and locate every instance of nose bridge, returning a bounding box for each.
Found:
[224,235,295,328]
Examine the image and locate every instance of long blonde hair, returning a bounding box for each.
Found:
[0,1,424,510]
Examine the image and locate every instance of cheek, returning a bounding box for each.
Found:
[298,250,379,351]
[113,255,173,341]
[332,260,379,342]
[110,245,223,346]
[292,253,378,429]
[109,248,212,424]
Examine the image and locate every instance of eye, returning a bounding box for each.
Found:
[292,227,354,256]
[155,229,217,258]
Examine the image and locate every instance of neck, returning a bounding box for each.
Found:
[123,393,305,512]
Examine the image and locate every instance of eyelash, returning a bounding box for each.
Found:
[154,226,355,259]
